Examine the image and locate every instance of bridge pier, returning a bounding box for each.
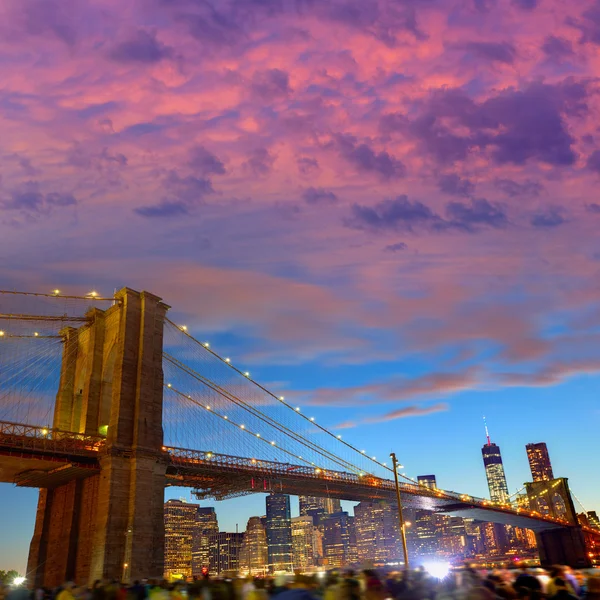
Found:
[27,289,169,587]
[536,527,592,569]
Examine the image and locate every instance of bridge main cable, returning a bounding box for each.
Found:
[163,352,369,476]
[164,318,425,484]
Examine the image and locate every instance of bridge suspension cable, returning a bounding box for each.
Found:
[163,319,423,485]
[165,383,336,474]
[164,352,372,476]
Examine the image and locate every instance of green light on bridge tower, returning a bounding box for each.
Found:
[99,425,108,436]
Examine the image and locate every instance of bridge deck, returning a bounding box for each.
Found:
[0,422,598,537]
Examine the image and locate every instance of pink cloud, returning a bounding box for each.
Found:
[335,402,450,429]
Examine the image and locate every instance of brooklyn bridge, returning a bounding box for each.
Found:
[0,288,598,587]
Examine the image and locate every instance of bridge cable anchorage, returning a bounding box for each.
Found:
[164,318,410,479]
[162,353,368,476]
[164,383,330,473]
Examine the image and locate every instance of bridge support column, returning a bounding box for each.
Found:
[535,528,592,569]
[28,289,169,586]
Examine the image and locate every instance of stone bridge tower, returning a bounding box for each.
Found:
[27,289,169,586]
[525,477,592,568]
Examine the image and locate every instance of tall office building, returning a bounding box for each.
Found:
[481,420,509,503]
[192,507,219,576]
[526,443,554,482]
[265,494,293,572]
[322,511,352,567]
[212,532,244,574]
[354,500,401,564]
[413,475,439,558]
[239,516,268,576]
[291,516,317,570]
[164,499,199,579]
[299,496,341,523]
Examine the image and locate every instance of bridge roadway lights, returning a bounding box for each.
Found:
[26,288,170,588]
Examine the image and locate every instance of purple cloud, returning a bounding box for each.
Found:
[188,146,226,176]
[438,174,475,197]
[384,242,407,252]
[134,200,189,218]
[512,0,539,9]
[445,198,508,230]
[585,203,600,213]
[335,134,406,179]
[542,36,574,60]
[530,208,567,228]
[244,148,276,177]
[297,157,319,176]
[108,30,173,64]
[2,182,77,216]
[587,150,600,173]
[494,178,543,197]
[461,41,517,64]
[251,69,292,100]
[402,80,587,166]
[347,195,443,232]
[302,187,338,205]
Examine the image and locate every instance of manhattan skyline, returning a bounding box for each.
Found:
[1,0,600,574]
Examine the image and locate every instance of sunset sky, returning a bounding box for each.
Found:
[1,0,600,573]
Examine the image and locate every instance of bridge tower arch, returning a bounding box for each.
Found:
[525,478,592,568]
[27,289,170,587]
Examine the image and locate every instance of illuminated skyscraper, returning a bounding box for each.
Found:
[192,507,219,576]
[299,496,341,523]
[212,532,244,574]
[322,511,352,567]
[354,500,401,564]
[526,442,554,482]
[265,494,293,572]
[164,499,199,579]
[481,419,509,503]
[413,475,439,558]
[291,516,317,570]
[240,516,268,576]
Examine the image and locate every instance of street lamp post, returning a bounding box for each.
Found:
[390,452,410,570]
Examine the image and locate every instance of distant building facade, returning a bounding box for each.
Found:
[265,494,293,572]
[192,507,219,576]
[354,500,401,564]
[212,532,244,574]
[164,499,199,579]
[526,443,554,482]
[291,516,317,570]
[299,496,341,523]
[322,511,353,567]
[240,517,268,576]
